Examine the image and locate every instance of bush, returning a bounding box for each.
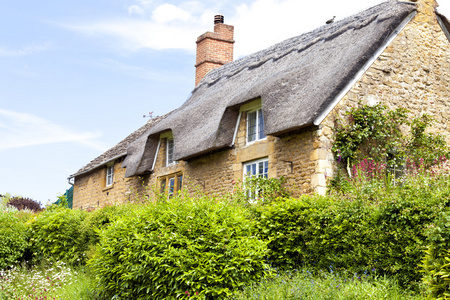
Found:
[421,211,450,299]
[89,196,268,299]
[81,204,131,253]
[8,197,42,212]
[256,173,450,288]
[0,213,29,270]
[28,208,90,264]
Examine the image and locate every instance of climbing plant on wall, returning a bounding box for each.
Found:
[332,103,448,175]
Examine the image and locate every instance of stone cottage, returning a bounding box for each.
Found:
[70,0,450,210]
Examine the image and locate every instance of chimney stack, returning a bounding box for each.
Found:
[195,15,234,86]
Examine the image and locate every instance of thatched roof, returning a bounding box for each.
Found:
[123,1,418,177]
[71,114,169,177]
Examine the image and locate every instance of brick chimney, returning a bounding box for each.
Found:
[195,15,234,86]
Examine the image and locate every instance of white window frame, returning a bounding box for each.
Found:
[106,165,114,186]
[243,158,269,178]
[246,108,266,144]
[166,138,175,166]
[243,158,269,200]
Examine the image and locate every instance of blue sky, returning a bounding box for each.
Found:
[1,0,449,204]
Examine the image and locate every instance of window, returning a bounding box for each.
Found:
[166,138,175,166]
[247,108,266,143]
[244,158,269,178]
[243,158,269,200]
[159,173,183,199]
[106,165,114,186]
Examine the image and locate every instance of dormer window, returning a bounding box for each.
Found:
[166,138,175,166]
[247,108,266,143]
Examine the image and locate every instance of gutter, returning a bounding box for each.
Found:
[313,11,417,126]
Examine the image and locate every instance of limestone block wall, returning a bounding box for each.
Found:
[73,158,132,210]
[273,128,317,197]
[318,2,450,189]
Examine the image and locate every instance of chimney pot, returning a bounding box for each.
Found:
[214,14,224,24]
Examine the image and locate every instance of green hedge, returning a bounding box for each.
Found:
[421,211,450,299]
[255,174,450,287]
[82,204,130,246]
[0,213,29,269]
[28,207,90,264]
[89,196,268,299]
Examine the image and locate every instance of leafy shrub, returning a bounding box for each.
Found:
[256,172,450,288]
[89,196,268,299]
[28,208,90,264]
[0,213,29,270]
[421,211,450,299]
[82,204,130,246]
[8,197,42,212]
[230,176,290,205]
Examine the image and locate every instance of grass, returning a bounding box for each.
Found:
[230,268,425,300]
[1,262,426,300]
[0,261,98,300]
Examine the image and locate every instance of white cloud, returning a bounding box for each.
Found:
[128,5,145,17]
[64,19,203,52]
[61,0,399,56]
[0,109,107,152]
[230,0,384,56]
[152,4,191,23]
[0,43,51,57]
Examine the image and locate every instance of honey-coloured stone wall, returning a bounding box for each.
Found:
[316,0,450,193]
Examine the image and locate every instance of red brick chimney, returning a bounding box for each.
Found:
[195,15,234,86]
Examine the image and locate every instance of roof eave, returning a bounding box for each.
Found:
[437,13,450,41]
[69,153,126,179]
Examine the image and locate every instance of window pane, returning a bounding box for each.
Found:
[168,178,175,198]
[251,163,256,175]
[258,161,264,176]
[106,166,114,186]
[246,165,251,175]
[258,109,266,139]
[264,161,269,178]
[177,175,183,191]
[167,138,174,165]
[247,111,257,142]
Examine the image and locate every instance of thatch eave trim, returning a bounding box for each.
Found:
[437,13,450,41]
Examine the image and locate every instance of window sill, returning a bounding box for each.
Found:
[103,184,114,192]
[245,137,268,147]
